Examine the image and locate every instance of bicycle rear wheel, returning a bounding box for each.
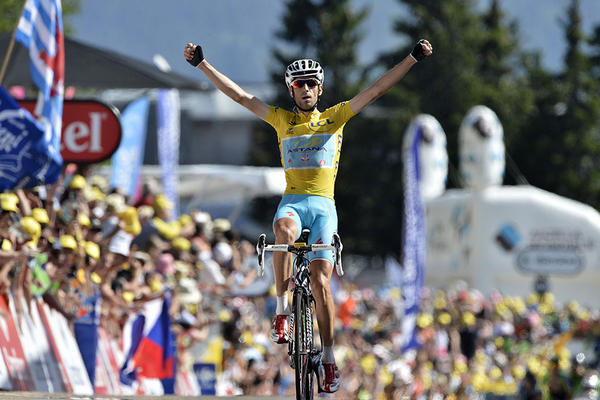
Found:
[293,288,314,399]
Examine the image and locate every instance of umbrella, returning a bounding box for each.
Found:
[0,33,205,90]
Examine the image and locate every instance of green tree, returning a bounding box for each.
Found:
[337,0,533,255]
[0,0,81,35]
[512,0,600,205]
[382,0,534,181]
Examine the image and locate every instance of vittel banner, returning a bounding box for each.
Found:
[19,100,122,163]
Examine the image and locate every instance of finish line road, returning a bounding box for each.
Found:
[0,394,295,400]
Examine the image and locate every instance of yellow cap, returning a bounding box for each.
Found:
[512,364,526,380]
[59,234,78,250]
[490,366,502,380]
[179,214,193,227]
[417,313,433,328]
[153,217,181,240]
[89,175,108,191]
[0,192,19,212]
[462,311,476,326]
[154,194,174,211]
[76,268,86,284]
[105,193,126,213]
[150,278,163,293]
[137,205,155,219]
[122,291,135,303]
[31,208,49,224]
[1,238,12,251]
[69,174,86,190]
[213,218,231,233]
[78,213,91,227]
[85,241,100,260]
[86,186,106,202]
[90,272,102,284]
[20,216,41,239]
[360,354,377,375]
[172,237,191,252]
[119,207,141,235]
[437,312,452,325]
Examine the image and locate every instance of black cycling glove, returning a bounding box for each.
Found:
[187,45,204,67]
[411,39,427,62]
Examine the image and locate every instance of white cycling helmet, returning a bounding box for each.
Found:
[285,59,324,88]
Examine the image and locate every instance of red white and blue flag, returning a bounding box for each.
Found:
[120,294,175,391]
[15,0,64,166]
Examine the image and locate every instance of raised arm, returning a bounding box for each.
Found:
[349,39,433,115]
[184,43,269,120]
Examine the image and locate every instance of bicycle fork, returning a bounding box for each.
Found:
[288,290,322,373]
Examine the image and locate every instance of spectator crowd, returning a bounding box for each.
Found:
[0,164,598,399]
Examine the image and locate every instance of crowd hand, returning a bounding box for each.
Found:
[20,246,35,260]
[184,43,204,67]
[410,39,433,61]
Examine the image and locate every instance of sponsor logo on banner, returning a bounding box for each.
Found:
[0,296,33,390]
[517,247,583,275]
[19,100,122,163]
[495,224,590,275]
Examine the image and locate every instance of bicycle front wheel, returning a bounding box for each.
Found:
[293,288,314,399]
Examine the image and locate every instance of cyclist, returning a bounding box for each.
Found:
[184,38,432,393]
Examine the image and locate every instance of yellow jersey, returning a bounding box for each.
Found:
[265,101,355,200]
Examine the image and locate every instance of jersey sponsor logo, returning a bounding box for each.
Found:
[308,118,335,132]
[290,136,325,153]
[282,134,336,170]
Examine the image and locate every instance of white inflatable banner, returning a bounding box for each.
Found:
[426,186,600,305]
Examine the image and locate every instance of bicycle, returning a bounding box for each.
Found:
[256,229,343,399]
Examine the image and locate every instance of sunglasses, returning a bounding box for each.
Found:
[291,79,319,89]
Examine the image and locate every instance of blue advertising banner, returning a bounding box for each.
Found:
[110,96,150,196]
[157,89,180,218]
[400,124,426,352]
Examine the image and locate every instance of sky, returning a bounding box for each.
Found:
[68,0,600,85]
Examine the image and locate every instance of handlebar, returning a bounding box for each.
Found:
[256,233,344,277]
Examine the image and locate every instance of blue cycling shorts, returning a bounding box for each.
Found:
[273,194,338,266]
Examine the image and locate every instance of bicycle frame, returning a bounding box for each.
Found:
[256,233,343,399]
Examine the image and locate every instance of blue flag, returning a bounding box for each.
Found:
[119,313,145,387]
[0,86,62,189]
[110,96,150,196]
[193,363,216,395]
[157,89,180,218]
[73,292,101,388]
[400,123,426,352]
